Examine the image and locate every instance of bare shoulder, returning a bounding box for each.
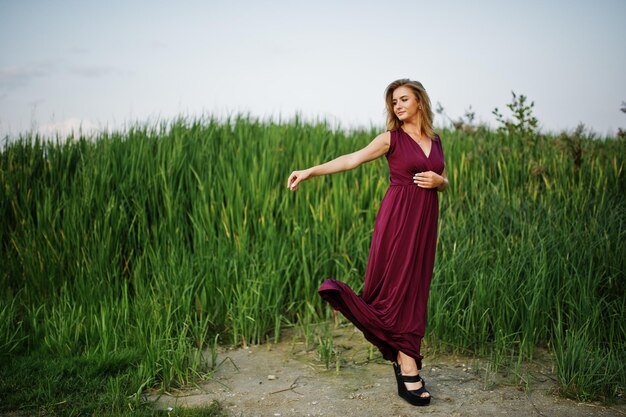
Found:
[368,130,391,152]
[361,130,391,150]
[371,131,391,146]
[350,131,391,166]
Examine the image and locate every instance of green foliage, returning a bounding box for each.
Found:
[435,102,489,135]
[492,91,539,139]
[555,122,594,170]
[0,115,624,412]
[317,318,334,370]
[426,128,625,402]
[618,101,626,139]
[553,324,625,402]
[0,351,147,415]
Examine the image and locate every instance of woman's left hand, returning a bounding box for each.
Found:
[413,171,443,188]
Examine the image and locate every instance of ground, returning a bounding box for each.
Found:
[149,325,625,417]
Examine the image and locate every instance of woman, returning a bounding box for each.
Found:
[286,79,448,406]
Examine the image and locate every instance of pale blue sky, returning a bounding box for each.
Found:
[1,0,625,138]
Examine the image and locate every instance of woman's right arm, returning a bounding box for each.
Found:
[287,131,390,191]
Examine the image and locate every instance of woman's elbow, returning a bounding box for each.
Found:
[345,154,361,171]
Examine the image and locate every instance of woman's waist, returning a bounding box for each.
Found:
[389,181,438,189]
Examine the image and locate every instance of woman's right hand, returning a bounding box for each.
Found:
[287,169,312,191]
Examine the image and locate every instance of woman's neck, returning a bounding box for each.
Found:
[401,121,422,135]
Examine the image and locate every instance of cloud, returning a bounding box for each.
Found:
[69,65,130,78]
[0,61,127,92]
[0,65,51,88]
[0,59,59,95]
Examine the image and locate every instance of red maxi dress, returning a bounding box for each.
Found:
[318,128,445,369]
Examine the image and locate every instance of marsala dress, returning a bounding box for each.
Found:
[318,128,445,369]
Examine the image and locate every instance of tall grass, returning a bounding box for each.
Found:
[0,115,624,412]
[427,129,625,400]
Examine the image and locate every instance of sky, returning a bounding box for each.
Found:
[1,0,625,139]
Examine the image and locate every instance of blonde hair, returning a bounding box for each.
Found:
[385,79,434,137]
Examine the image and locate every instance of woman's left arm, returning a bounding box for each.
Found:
[436,168,449,192]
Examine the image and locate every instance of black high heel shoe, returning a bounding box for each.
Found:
[393,362,431,406]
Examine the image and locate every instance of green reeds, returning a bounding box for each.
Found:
[0,116,624,412]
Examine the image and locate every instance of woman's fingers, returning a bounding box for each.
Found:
[287,173,296,188]
[413,172,428,187]
[287,174,297,190]
[413,171,439,188]
[287,171,301,191]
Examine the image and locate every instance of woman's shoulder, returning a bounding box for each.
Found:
[379,130,396,156]
[375,130,393,140]
[386,128,403,140]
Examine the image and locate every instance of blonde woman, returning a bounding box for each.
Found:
[287,79,448,406]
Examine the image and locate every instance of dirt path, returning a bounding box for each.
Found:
[149,326,625,417]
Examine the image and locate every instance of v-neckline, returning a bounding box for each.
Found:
[400,128,432,159]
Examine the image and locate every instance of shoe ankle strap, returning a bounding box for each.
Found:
[400,374,422,383]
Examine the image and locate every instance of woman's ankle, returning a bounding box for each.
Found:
[397,358,419,375]
[401,365,419,375]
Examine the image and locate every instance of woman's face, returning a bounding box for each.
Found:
[392,86,419,122]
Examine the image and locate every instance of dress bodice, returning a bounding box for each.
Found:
[386,129,445,187]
